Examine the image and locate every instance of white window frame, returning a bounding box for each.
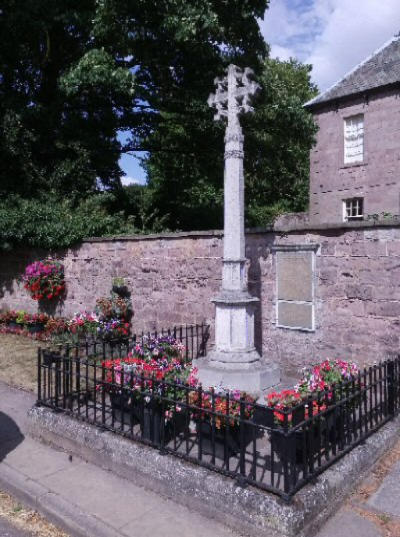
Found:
[344,114,364,165]
[343,198,364,221]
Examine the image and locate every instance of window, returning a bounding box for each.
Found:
[344,114,364,164]
[344,198,364,221]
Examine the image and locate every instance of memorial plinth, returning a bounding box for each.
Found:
[196,65,280,393]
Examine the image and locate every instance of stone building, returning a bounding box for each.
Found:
[305,34,400,224]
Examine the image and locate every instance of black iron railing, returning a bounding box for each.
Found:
[46,323,210,363]
[36,348,400,500]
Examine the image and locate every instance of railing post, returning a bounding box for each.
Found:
[387,360,395,417]
[237,397,248,488]
[37,348,42,403]
[282,411,291,497]
[307,396,314,475]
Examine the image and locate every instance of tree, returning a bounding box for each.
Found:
[145,57,318,230]
[0,0,135,198]
[244,58,319,226]
[86,0,270,230]
[0,0,318,246]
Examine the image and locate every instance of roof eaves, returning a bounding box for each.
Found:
[304,34,400,109]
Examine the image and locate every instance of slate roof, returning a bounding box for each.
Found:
[305,34,400,108]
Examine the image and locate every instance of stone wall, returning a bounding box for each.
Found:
[2,221,400,374]
[310,88,400,223]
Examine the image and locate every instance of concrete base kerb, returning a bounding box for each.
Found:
[28,405,400,537]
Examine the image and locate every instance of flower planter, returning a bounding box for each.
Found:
[110,392,140,427]
[42,351,61,366]
[271,428,306,465]
[253,405,275,429]
[112,285,129,297]
[323,408,345,444]
[109,394,185,444]
[8,322,19,330]
[27,323,45,334]
[270,405,307,465]
[196,421,244,459]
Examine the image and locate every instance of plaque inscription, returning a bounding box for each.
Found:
[277,251,313,302]
[277,302,313,330]
[274,246,317,331]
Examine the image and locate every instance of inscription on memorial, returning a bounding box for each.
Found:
[274,245,317,331]
[277,251,313,302]
[277,302,313,331]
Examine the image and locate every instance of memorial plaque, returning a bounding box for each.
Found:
[277,251,313,302]
[277,302,314,331]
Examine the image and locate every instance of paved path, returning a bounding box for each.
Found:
[316,443,400,537]
[0,382,241,537]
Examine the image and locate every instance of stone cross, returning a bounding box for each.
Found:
[196,65,280,393]
[208,65,260,293]
[208,65,260,128]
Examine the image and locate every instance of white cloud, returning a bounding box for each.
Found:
[260,0,400,91]
[121,176,141,186]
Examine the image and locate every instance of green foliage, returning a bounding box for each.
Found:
[244,58,319,227]
[0,0,133,197]
[146,57,318,230]
[0,195,137,250]
[0,0,319,245]
[89,0,269,231]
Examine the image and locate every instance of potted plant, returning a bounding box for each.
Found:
[95,295,133,322]
[16,310,27,328]
[265,389,306,464]
[23,259,65,301]
[97,319,130,341]
[190,388,256,459]
[67,312,100,342]
[24,312,49,334]
[4,310,19,330]
[112,277,129,297]
[101,340,196,444]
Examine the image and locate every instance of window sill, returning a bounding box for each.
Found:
[344,217,364,223]
[340,161,368,170]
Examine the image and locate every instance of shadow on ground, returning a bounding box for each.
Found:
[0,411,24,462]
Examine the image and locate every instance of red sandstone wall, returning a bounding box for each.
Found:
[310,89,400,223]
[1,224,400,374]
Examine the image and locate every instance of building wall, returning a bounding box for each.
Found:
[1,223,400,375]
[310,89,400,223]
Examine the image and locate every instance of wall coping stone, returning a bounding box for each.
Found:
[82,218,400,243]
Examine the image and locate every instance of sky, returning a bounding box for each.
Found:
[120,0,400,185]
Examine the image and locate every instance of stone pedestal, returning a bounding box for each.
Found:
[196,65,280,394]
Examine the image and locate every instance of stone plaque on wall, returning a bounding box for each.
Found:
[272,244,319,332]
[277,302,313,331]
[277,251,313,302]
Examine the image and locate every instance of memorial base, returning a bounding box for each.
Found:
[195,352,280,394]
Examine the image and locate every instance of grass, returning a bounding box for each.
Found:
[0,490,69,537]
[0,334,41,392]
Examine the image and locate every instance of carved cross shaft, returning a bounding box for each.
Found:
[208,64,260,128]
